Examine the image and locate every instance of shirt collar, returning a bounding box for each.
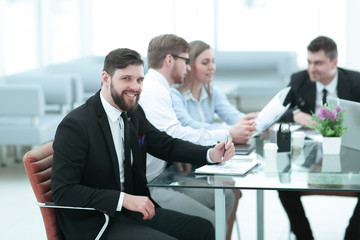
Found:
[147,68,171,91]
[183,86,209,102]
[316,72,338,94]
[100,92,122,123]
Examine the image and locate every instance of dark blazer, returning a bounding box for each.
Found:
[51,91,210,239]
[280,67,360,122]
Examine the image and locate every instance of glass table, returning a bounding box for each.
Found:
[148,134,360,240]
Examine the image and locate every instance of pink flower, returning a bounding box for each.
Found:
[328,109,338,121]
[317,107,327,120]
[336,106,342,113]
[310,104,347,137]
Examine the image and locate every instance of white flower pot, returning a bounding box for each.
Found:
[322,137,342,155]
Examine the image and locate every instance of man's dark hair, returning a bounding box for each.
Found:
[307,36,338,60]
[103,48,143,77]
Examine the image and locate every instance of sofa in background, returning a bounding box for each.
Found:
[213,51,298,112]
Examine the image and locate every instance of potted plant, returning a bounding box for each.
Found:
[308,103,348,154]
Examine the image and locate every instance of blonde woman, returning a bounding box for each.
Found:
[171,40,257,144]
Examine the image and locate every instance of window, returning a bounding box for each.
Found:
[92,0,173,56]
[2,0,37,74]
[217,0,346,68]
[0,0,352,75]
[44,0,81,64]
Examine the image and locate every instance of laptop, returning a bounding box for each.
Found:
[327,97,360,150]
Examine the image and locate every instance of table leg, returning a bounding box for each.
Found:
[215,188,226,240]
[257,190,264,240]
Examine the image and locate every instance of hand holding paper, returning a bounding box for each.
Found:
[230,121,256,144]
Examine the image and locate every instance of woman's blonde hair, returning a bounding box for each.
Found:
[179,40,212,101]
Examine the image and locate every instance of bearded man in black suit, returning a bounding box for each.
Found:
[279,36,360,240]
[51,48,234,240]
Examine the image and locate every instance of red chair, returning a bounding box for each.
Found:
[23,142,109,240]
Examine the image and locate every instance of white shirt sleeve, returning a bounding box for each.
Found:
[206,148,216,163]
[116,192,125,211]
[140,70,228,146]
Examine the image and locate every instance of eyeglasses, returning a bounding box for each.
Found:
[171,54,190,65]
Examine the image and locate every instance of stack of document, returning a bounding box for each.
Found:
[195,160,260,176]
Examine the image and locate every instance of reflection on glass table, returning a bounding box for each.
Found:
[148,134,360,240]
[151,137,360,191]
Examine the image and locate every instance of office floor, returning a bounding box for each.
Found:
[0,154,358,240]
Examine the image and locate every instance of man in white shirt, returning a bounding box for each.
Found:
[139,34,253,239]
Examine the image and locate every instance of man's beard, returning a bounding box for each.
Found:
[171,68,186,84]
[111,84,139,113]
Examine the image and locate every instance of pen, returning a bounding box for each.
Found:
[221,135,229,162]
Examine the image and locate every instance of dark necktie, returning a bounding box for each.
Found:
[322,89,328,105]
[121,112,133,194]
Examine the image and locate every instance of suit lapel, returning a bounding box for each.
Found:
[94,91,121,188]
[337,69,350,99]
[127,113,150,196]
[129,123,141,163]
[301,78,316,113]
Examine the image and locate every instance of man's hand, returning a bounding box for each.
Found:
[122,194,155,220]
[209,139,235,163]
[240,112,258,121]
[229,121,256,144]
[174,162,192,176]
[293,111,312,126]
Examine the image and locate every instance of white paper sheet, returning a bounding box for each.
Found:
[253,87,291,135]
[195,160,260,176]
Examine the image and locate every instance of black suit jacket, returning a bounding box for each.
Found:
[51,91,210,239]
[280,67,360,122]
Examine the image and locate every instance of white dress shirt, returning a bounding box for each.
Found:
[100,93,125,211]
[315,73,338,113]
[139,69,228,182]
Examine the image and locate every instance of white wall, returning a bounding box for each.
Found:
[0,0,359,75]
[346,0,360,71]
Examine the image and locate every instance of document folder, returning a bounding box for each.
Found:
[195,160,260,176]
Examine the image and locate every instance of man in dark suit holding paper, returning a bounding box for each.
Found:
[278,36,360,240]
[280,36,360,125]
[51,48,234,239]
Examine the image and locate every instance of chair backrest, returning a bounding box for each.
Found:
[4,74,73,113]
[44,56,103,96]
[0,84,45,117]
[23,142,59,240]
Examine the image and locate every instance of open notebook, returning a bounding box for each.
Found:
[195,160,260,176]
